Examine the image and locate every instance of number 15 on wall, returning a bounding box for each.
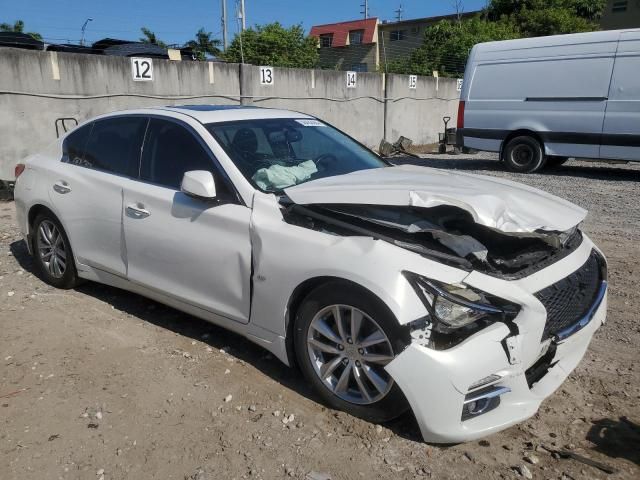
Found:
[131,58,154,82]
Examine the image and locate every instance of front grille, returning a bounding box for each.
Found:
[534,250,604,340]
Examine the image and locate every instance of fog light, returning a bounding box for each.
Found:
[461,385,511,421]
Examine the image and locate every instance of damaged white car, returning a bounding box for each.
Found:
[14,106,607,443]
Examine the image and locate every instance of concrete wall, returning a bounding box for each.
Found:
[385,74,460,145]
[0,47,460,180]
[241,65,386,147]
[0,48,240,180]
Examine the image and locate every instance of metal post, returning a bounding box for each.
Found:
[360,0,369,19]
[221,0,228,51]
[80,18,93,46]
[240,0,246,31]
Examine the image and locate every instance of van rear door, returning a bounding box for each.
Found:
[601,31,640,161]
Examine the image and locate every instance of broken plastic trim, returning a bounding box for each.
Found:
[283,202,473,270]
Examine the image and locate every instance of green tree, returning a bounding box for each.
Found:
[139,27,166,48]
[224,22,319,68]
[487,0,605,36]
[386,17,520,77]
[185,28,221,61]
[0,19,42,40]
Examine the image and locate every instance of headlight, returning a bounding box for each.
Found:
[404,272,519,334]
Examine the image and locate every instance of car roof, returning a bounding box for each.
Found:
[101,105,314,124]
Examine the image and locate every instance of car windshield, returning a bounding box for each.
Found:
[206,118,387,192]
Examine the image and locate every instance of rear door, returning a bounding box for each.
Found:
[51,116,147,276]
[123,117,252,323]
[601,31,640,161]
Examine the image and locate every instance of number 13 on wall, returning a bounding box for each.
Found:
[131,58,154,82]
[260,66,274,85]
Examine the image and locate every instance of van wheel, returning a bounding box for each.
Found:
[294,281,410,423]
[501,136,546,173]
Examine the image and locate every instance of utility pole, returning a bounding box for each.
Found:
[360,0,369,19]
[221,0,228,51]
[80,17,93,46]
[240,0,246,31]
[452,0,464,21]
[394,3,403,22]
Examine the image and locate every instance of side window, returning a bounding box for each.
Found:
[82,117,148,176]
[62,123,93,165]
[140,119,215,190]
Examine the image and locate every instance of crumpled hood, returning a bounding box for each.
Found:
[284,165,587,233]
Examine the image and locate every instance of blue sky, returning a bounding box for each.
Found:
[0,0,487,46]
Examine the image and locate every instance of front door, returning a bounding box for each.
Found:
[601,31,640,161]
[123,118,252,323]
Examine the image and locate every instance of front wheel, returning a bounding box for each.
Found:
[294,281,410,423]
[501,135,546,173]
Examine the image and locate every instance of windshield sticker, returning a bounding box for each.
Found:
[295,119,326,127]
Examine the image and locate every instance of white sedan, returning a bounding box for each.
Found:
[13,105,607,443]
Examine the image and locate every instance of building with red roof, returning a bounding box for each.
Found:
[310,11,480,72]
[310,18,380,72]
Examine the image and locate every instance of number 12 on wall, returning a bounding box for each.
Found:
[131,58,153,82]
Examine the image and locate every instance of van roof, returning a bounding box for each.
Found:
[472,28,640,60]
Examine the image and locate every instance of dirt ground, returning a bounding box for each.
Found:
[1,155,639,480]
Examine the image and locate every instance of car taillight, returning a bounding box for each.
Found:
[456,101,465,129]
[15,163,25,179]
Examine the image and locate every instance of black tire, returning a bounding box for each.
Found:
[31,213,79,289]
[546,156,569,168]
[294,281,410,423]
[501,135,546,173]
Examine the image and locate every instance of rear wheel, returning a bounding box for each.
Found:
[501,135,546,173]
[31,213,79,289]
[294,281,410,423]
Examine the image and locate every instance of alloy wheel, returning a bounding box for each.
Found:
[306,304,395,405]
[36,220,67,278]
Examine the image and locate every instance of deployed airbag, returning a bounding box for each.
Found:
[253,160,317,191]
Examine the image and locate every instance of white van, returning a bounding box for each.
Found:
[457,29,640,172]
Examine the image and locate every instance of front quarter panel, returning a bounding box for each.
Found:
[248,193,469,364]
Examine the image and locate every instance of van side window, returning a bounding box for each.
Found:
[81,117,148,176]
[62,124,93,165]
[140,119,219,191]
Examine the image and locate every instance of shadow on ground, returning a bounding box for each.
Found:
[392,156,640,182]
[9,239,424,443]
[587,417,640,466]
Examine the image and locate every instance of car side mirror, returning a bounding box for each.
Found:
[181,170,217,199]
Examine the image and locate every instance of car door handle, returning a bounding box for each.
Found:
[126,204,151,219]
[53,181,71,194]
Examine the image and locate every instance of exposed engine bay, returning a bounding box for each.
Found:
[280,197,582,278]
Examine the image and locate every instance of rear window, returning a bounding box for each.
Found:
[82,117,148,176]
[62,123,92,165]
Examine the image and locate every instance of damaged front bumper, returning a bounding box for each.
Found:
[385,238,607,443]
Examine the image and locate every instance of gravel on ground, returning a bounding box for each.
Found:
[1,154,639,480]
